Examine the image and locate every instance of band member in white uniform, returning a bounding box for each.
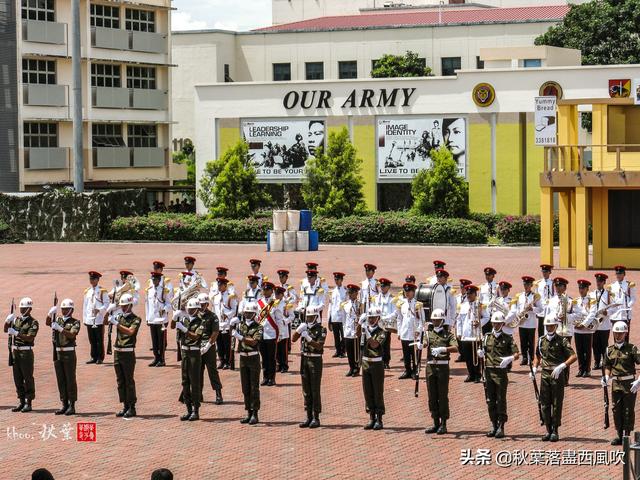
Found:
[145,271,172,367]
[374,278,397,369]
[458,285,489,383]
[83,271,108,364]
[535,264,555,337]
[342,284,362,377]
[507,276,543,366]
[396,282,424,380]
[573,278,595,377]
[591,273,613,370]
[328,272,347,358]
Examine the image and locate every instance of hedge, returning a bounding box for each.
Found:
[0,219,22,244]
[107,212,489,244]
[495,215,541,244]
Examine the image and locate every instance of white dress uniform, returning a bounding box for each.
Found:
[609,280,636,322]
[495,295,515,335]
[239,286,262,314]
[342,299,360,340]
[82,285,108,327]
[426,275,438,286]
[573,295,594,330]
[374,291,397,330]
[396,297,424,341]
[329,286,347,324]
[458,300,490,341]
[298,283,326,313]
[589,288,614,331]
[544,294,580,336]
[272,299,292,340]
[145,284,172,325]
[455,292,467,338]
[359,278,379,312]
[147,275,173,297]
[245,272,267,289]
[179,269,207,290]
[535,278,555,307]
[431,283,457,328]
[209,280,236,298]
[507,291,544,330]
[212,290,238,333]
[281,282,298,307]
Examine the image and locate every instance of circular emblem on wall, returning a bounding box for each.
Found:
[539,81,563,99]
[472,83,496,107]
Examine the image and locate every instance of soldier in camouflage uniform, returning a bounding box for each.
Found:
[174,298,204,421]
[292,305,327,429]
[197,293,223,405]
[530,316,576,442]
[603,321,640,446]
[233,302,263,425]
[46,298,81,416]
[5,297,39,413]
[359,305,388,431]
[477,312,519,439]
[422,308,458,435]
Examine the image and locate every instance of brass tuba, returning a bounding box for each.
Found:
[172,272,202,310]
[112,274,139,305]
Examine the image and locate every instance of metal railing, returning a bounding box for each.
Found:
[544,144,640,173]
[91,86,168,110]
[90,26,168,53]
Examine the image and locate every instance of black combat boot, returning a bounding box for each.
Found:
[495,421,505,439]
[345,369,353,377]
[549,425,559,442]
[436,419,447,435]
[309,412,320,429]
[425,418,440,434]
[116,404,129,417]
[123,404,136,418]
[364,412,376,430]
[486,421,497,437]
[299,410,312,428]
[11,399,25,412]
[180,404,193,421]
[240,410,252,424]
[611,429,623,446]
[188,406,199,421]
[64,402,76,416]
[21,400,32,413]
[249,410,259,425]
[373,413,384,431]
[542,424,552,441]
[55,401,68,415]
[215,389,223,405]
[398,371,411,380]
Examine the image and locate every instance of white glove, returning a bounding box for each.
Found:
[106,303,117,314]
[631,378,640,394]
[232,330,244,341]
[551,362,567,379]
[173,310,185,321]
[200,342,212,355]
[476,348,485,359]
[176,322,188,333]
[7,327,18,336]
[416,342,423,351]
[109,316,119,326]
[48,306,58,317]
[499,356,515,369]
[359,313,367,325]
[529,366,537,379]
[363,327,372,340]
[601,375,610,388]
[229,317,240,327]
[51,322,64,332]
[302,331,312,342]
[431,347,447,356]
[296,323,308,334]
[5,313,16,325]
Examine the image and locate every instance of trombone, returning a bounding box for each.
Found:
[471,301,482,367]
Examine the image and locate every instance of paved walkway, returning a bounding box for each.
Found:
[0,243,635,479]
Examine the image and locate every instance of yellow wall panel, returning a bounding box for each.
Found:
[351,123,377,211]
[218,127,241,157]
[468,121,492,213]
[495,122,523,215]
[526,122,544,215]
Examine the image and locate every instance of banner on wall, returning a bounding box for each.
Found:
[376,117,466,180]
[241,119,325,181]
[633,79,640,105]
[534,96,557,146]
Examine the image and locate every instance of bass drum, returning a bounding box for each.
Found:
[416,283,434,320]
[430,283,450,318]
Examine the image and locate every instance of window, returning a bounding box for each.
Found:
[338,61,357,79]
[523,59,542,68]
[90,3,120,29]
[608,190,640,248]
[305,62,324,80]
[128,124,157,147]
[91,63,121,88]
[92,123,125,147]
[371,59,379,72]
[125,8,155,32]
[441,57,461,76]
[24,122,58,148]
[273,63,291,81]
[476,56,485,70]
[22,59,56,84]
[126,66,156,89]
[224,64,232,82]
[21,0,55,22]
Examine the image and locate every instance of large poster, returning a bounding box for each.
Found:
[241,119,325,180]
[534,96,557,146]
[377,117,466,180]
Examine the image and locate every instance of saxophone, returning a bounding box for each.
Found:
[507,293,541,328]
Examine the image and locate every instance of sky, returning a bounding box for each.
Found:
[172,0,272,32]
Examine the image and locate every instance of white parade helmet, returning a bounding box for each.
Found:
[61,299,75,309]
[491,312,506,324]
[19,297,33,309]
[305,305,319,317]
[119,293,134,306]
[186,298,200,310]
[612,321,629,333]
[431,308,445,320]
[244,302,259,314]
[368,306,382,317]
[197,293,210,304]
[543,317,558,326]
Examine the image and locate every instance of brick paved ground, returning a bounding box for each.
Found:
[0,242,637,480]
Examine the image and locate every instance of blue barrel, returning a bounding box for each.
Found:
[299,210,312,231]
[309,230,319,251]
[266,231,271,252]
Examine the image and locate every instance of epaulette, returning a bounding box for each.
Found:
[228,281,234,286]
[394,299,404,308]
[630,282,636,288]
[286,285,293,291]
[456,304,461,313]
[571,298,578,305]
[178,273,184,279]
[447,278,453,284]
[320,277,325,282]
[416,301,423,310]
[163,287,171,294]
[589,298,596,306]
[450,288,458,296]
[340,301,348,308]
[509,298,518,306]
[84,287,91,294]
[145,286,151,293]
[99,288,108,293]
[317,288,324,294]
[263,275,269,281]
[606,284,612,291]
[273,299,281,306]
[228,293,236,299]
[533,279,542,286]
[299,280,304,284]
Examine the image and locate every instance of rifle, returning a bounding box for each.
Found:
[414,330,425,397]
[106,280,117,356]
[176,292,183,362]
[52,292,58,361]
[529,362,544,425]
[602,365,610,430]
[8,298,15,367]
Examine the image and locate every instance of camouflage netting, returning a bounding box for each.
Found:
[0,189,147,241]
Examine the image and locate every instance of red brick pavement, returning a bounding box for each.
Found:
[0,242,637,480]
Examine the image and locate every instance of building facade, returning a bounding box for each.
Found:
[1,0,180,198]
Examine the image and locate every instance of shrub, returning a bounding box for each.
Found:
[0,219,22,244]
[468,212,507,235]
[495,215,541,244]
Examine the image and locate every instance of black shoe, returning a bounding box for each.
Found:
[384,363,390,370]
[11,400,25,412]
[215,390,223,405]
[249,411,259,425]
[260,379,269,386]
[299,411,312,428]
[188,407,199,421]
[436,420,447,435]
[240,411,252,424]
[332,353,339,358]
[399,371,411,380]
[474,376,482,384]
[21,401,32,413]
[455,355,464,363]
[583,370,591,377]
[611,431,623,446]
[55,402,68,415]
[345,370,353,377]
[116,404,128,417]
[520,359,528,366]
[268,379,276,386]
[86,359,97,364]
[156,361,165,367]
[373,414,383,431]
[464,375,474,383]
[339,354,346,358]
[364,413,376,430]
[425,418,440,434]
[276,366,282,373]
[411,372,419,380]
[96,359,103,364]
[218,361,225,369]
[542,425,552,442]
[180,405,193,421]
[309,413,320,429]
[576,370,584,378]
[149,360,158,367]
[352,369,360,377]
[281,366,289,373]
[64,402,76,416]
[594,362,601,370]
[123,405,136,418]
[486,422,497,437]
[222,363,229,370]
[549,427,559,442]
[495,422,505,439]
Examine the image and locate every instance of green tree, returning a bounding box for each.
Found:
[172,139,196,201]
[535,0,640,65]
[302,127,366,217]
[371,50,433,78]
[198,141,271,218]
[411,147,469,218]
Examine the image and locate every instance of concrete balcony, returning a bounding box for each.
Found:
[92,87,168,110]
[92,87,129,108]
[131,31,167,54]
[23,84,67,107]
[93,147,167,168]
[91,27,167,53]
[22,19,66,45]
[25,147,69,170]
[131,88,167,110]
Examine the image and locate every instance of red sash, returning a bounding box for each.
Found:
[258,298,279,338]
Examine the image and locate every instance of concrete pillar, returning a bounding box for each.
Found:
[540,187,554,266]
[575,187,589,271]
[558,190,572,268]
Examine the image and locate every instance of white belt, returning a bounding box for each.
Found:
[427,360,449,365]
[362,356,382,362]
[303,353,322,357]
[56,347,75,352]
[182,346,200,351]
[615,375,635,381]
[239,351,259,357]
[13,346,33,351]
[114,347,134,352]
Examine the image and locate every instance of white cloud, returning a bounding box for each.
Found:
[171,0,272,32]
